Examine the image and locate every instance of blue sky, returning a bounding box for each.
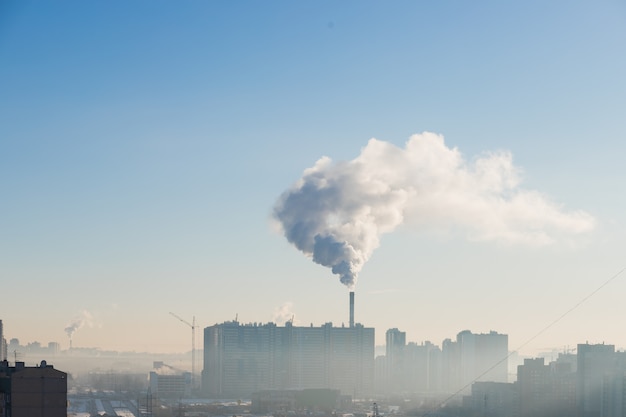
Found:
[1,1,626,356]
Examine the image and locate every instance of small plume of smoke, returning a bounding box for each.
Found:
[153,362,178,375]
[273,132,595,289]
[273,302,297,325]
[64,310,94,339]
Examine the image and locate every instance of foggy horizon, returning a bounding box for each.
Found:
[3,313,624,359]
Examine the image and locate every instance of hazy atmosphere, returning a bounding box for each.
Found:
[2,1,626,357]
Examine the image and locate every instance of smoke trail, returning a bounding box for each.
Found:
[64,310,94,339]
[273,132,595,289]
[272,302,297,325]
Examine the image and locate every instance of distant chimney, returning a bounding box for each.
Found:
[349,291,355,328]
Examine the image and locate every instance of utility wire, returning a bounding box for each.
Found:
[422,266,626,416]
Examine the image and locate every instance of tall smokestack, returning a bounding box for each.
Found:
[349,291,355,328]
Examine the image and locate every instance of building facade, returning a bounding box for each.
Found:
[577,343,617,417]
[405,341,442,393]
[202,321,374,398]
[384,328,406,394]
[149,372,191,399]
[462,381,517,417]
[517,357,576,417]
[0,360,67,417]
[440,330,509,395]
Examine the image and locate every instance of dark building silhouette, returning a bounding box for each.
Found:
[0,360,67,417]
[0,321,5,362]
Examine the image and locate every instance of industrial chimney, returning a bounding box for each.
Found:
[349,291,355,328]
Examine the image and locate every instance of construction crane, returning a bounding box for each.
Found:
[169,312,196,390]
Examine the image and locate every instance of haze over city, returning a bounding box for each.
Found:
[1,1,626,358]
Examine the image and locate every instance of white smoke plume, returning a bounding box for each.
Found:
[64,310,94,339]
[272,302,297,325]
[273,132,595,289]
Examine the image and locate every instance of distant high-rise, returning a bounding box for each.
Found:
[442,330,508,393]
[405,341,442,392]
[517,357,576,417]
[381,329,442,395]
[577,343,616,417]
[0,320,4,361]
[385,328,406,393]
[385,328,406,357]
[601,353,626,417]
[441,337,460,393]
[202,321,374,398]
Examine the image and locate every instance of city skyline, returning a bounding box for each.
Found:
[2,1,626,354]
[0,316,619,364]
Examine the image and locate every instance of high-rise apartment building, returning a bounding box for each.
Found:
[601,356,626,417]
[577,343,617,417]
[385,328,406,393]
[405,341,442,393]
[202,321,374,398]
[442,330,508,393]
[442,337,460,393]
[517,357,576,417]
[0,321,4,361]
[380,329,443,395]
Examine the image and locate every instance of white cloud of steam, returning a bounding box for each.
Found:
[273,302,297,325]
[64,310,94,339]
[273,132,595,289]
